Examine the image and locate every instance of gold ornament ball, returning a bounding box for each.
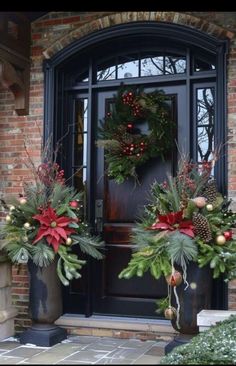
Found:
[19,198,27,205]
[24,222,30,229]
[206,204,214,211]
[193,197,207,208]
[5,215,11,223]
[9,205,15,211]
[66,237,72,245]
[216,235,226,245]
[164,307,177,320]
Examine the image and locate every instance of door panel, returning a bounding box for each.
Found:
[92,85,187,318]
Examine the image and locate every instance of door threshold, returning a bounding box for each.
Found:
[55,314,177,339]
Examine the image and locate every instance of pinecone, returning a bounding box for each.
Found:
[202,179,218,204]
[192,212,212,243]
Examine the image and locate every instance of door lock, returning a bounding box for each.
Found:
[95,199,103,233]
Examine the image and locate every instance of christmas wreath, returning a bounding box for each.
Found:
[97,86,175,184]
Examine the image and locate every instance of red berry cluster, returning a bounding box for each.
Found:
[122,91,134,105]
[122,141,147,157]
[122,91,143,117]
[37,163,65,186]
[201,160,212,177]
[54,163,65,185]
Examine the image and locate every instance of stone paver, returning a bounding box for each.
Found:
[96,358,132,364]
[0,341,21,350]
[145,344,167,357]
[133,355,162,364]
[47,342,86,354]
[103,347,147,361]
[65,349,110,362]
[1,346,44,358]
[0,356,25,364]
[120,339,156,349]
[0,335,169,364]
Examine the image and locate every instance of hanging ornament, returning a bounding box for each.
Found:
[192,196,207,208]
[216,234,226,245]
[5,215,11,223]
[69,201,79,208]
[223,230,233,241]
[9,205,15,211]
[165,270,183,287]
[23,222,31,229]
[206,204,214,211]
[127,123,139,134]
[164,306,177,320]
[66,237,72,246]
[19,197,27,205]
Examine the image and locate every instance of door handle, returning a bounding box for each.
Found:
[95,199,103,233]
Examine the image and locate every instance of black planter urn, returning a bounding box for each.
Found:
[20,259,67,346]
[165,261,212,354]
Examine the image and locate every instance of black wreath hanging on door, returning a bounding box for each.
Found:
[97,85,175,184]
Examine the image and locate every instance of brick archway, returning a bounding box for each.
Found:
[42,11,234,59]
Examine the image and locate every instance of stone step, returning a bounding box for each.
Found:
[55,314,177,341]
[197,309,236,331]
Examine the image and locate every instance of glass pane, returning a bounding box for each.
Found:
[197,126,214,162]
[165,56,186,74]
[197,88,215,163]
[140,56,164,76]
[75,99,87,183]
[97,66,116,81]
[73,168,85,194]
[75,70,89,83]
[117,55,139,79]
[194,57,216,72]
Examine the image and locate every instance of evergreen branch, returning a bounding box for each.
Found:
[30,242,55,267]
[167,232,198,266]
[71,234,104,260]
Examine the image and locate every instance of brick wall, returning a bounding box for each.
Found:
[1,11,236,332]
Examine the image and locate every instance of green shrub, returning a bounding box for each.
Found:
[160,315,236,364]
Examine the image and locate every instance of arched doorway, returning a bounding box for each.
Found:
[44,21,228,318]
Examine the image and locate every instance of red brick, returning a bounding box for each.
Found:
[32,33,42,40]
[62,16,81,24]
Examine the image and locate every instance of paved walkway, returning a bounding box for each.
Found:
[0,335,170,364]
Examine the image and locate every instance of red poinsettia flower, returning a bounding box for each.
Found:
[150,210,195,238]
[32,206,76,252]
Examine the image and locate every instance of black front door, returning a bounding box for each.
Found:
[47,23,227,316]
[92,85,187,318]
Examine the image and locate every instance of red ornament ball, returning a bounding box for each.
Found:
[165,271,182,287]
[223,230,233,241]
[69,201,79,208]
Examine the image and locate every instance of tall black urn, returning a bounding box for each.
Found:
[165,261,212,353]
[20,259,67,346]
